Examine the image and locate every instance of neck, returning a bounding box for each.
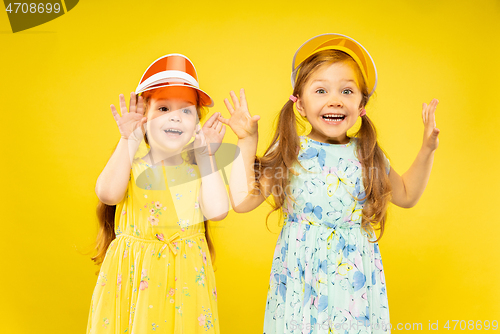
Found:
[307,130,350,145]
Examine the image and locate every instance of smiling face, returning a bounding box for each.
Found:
[145,86,200,153]
[296,61,365,144]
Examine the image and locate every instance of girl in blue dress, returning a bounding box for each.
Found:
[219,33,440,333]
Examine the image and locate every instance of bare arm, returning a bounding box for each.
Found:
[198,155,229,221]
[388,149,435,208]
[195,112,229,221]
[228,136,274,213]
[218,89,272,213]
[390,99,440,208]
[95,138,140,205]
[96,92,147,205]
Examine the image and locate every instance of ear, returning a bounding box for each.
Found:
[296,96,306,117]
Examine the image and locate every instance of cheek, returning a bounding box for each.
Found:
[146,113,168,131]
[184,115,197,129]
[149,111,164,120]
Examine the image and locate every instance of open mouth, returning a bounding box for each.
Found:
[322,114,346,122]
[164,128,183,136]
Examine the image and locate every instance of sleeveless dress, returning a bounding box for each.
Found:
[263,136,391,334]
[86,150,219,334]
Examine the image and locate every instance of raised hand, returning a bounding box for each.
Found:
[422,99,440,152]
[193,112,226,157]
[219,88,260,140]
[110,92,147,143]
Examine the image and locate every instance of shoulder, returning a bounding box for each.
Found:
[267,136,307,155]
[381,151,390,174]
[131,156,149,176]
[353,138,390,175]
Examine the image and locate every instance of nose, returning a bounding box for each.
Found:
[327,93,343,108]
[168,110,182,122]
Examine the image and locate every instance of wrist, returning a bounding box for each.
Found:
[238,134,258,145]
[121,136,141,144]
[420,144,436,157]
[196,154,218,176]
[195,152,214,162]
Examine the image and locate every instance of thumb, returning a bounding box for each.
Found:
[433,128,440,136]
[251,115,261,122]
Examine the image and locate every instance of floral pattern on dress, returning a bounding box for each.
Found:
[86,146,219,334]
[263,136,391,334]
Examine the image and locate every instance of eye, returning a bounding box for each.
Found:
[182,108,192,114]
[342,89,353,95]
[316,88,327,94]
[159,106,169,112]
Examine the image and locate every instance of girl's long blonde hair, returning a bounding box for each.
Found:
[91,88,216,269]
[255,49,392,241]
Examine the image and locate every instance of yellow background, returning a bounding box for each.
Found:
[1,0,499,332]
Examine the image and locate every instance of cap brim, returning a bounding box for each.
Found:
[291,33,377,97]
[137,83,214,108]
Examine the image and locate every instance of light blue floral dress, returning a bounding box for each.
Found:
[263,136,391,334]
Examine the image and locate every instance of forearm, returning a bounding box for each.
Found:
[228,136,259,209]
[198,155,229,220]
[95,138,140,204]
[400,146,435,206]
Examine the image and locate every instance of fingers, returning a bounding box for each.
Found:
[110,104,120,120]
[239,88,248,109]
[215,119,223,133]
[429,102,437,127]
[224,98,235,115]
[119,94,128,114]
[229,90,240,109]
[137,95,144,115]
[129,92,136,114]
[422,103,427,124]
[202,112,225,134]
[423,99,438,131]
[422,99,438,126]
[430,99,439,127]
[218,114,230,125]
[204,112,220,128]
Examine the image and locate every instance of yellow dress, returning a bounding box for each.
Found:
[86,152,219,334]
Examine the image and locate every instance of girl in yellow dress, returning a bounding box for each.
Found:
[87,54,228,334]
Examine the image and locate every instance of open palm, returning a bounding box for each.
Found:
[110,92,147,143]
[422,98,440,151]
[218,88,260,140]
[194,112,226,156]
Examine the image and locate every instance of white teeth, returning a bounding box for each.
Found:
[165,129,183,134]
[323,114,345,121]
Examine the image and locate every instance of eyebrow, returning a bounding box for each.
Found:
[311,79,356,84]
